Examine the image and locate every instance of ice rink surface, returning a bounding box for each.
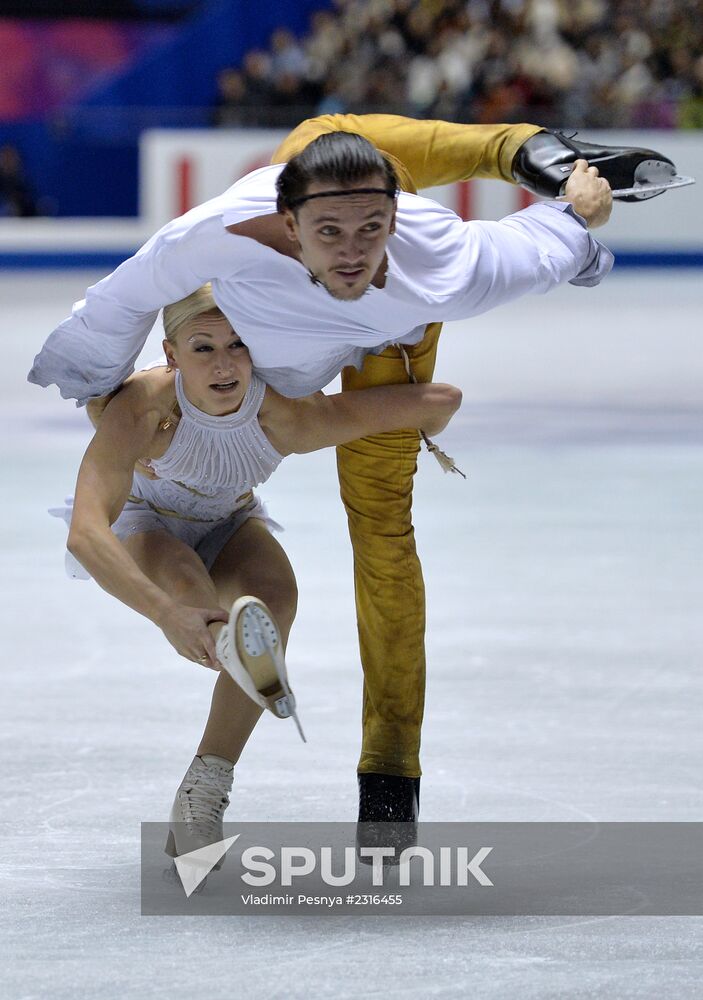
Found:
[2,270,702,998]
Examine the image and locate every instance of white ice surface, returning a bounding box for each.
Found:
[2,271,702,998]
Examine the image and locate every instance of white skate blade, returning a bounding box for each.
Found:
[612,174,695,199]
[287,699,307,743]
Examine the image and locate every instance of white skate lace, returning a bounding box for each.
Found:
[178,762,232,838]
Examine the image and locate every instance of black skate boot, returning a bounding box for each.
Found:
[512,129,694,202]
[356,772,420,864]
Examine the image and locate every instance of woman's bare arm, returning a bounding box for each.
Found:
[67,382,226,666]
[68,383,172,617]
[260,382,462,456]
[85,390,119,429]
[86,373,166,479]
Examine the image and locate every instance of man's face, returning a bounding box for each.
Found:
[284,175,397,301]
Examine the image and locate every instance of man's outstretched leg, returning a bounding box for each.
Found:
[337,323,442,825]
[513,130,694,201]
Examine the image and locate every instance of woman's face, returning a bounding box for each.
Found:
[164,309,252,415]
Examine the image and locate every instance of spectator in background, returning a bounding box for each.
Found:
[0,145,37,217]
[269,28,308,83]
[305,10,345,83]
[270,71,319,127]
[265,27,320,125]
[315,73,348,116]
[211,68,251,127]
[241,50,276,110]
[679,54,703,129]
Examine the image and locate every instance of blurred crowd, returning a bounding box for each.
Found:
[212,0,703,129]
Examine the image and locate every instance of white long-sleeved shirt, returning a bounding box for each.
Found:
[28,163,613,403]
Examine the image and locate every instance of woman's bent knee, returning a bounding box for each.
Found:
[262,575,298,633]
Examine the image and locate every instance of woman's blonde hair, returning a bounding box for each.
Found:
[162,283,221,344]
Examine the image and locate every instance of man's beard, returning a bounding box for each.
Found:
[307,269,370,302]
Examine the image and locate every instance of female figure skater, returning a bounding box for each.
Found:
[62,284,461,860]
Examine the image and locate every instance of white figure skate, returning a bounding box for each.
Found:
[216,596,306,742]
[165,753,234,865]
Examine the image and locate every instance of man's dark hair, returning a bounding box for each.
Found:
[276,132,398,214]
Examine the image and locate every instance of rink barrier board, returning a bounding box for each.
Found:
[139,127,703,248]
[1,250,701,269]
[1,128,701,267]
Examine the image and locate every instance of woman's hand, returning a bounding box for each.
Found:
[156,602,230,670]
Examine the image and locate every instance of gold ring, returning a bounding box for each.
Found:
[198,655,208,663]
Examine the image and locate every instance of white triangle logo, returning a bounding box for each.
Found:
[173,835,240,897]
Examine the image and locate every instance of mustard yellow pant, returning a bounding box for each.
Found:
[273,115,541,777]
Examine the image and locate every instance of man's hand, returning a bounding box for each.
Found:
[561,159,612,229]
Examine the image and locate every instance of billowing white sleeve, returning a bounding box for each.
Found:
[27,211,239,405]
[440,202,613,321]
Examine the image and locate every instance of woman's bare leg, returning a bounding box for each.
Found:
[122,520,298,764]
[199,518,298,760]
[122,529,261,764]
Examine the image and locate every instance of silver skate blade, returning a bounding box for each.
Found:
[289,702,307,744]
[274,693,306,742]
[255,613,306,743]
[612,174,695,199]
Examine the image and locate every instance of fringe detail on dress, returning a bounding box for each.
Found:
[151,373,282,493]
